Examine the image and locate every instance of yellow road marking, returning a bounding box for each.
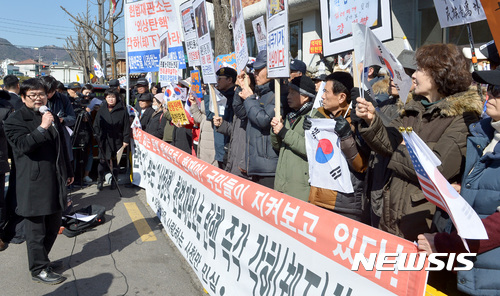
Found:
[124,202,157,242]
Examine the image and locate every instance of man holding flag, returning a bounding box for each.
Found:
[304,72,369,222]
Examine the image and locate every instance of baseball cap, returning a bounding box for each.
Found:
[109,79,120,87]
[216,67,237,81]
[290,59,307,74]
[472,67,500,86]
[253,50,267,70]
[479,40,500,65]
[136,78,149,86]
[68,82,81,89]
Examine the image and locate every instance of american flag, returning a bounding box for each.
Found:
[405,136,448,212]
[403,131,488,240]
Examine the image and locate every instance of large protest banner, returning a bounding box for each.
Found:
[125,0,168,73]
[320,0,392,56]
[433,0,486,28]
[266,0,290,78]
[193,0,217,84]
[132,129,428,296]
[180,1,202,66]
[230,0,249,73]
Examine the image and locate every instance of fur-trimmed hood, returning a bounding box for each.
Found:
[403,87,483,118]
[372,76,390,95]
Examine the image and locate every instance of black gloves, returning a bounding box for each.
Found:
[303,115,312,130]
[334,116,352,140]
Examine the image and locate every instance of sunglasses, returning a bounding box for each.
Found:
[487,84,500,98]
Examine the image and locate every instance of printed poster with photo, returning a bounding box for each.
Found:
[266,0,290,78]
[230,0,249,72]
[193,0,217,84]
[180,1,202,66]
[320,0,392,56]
[252,16,267,53]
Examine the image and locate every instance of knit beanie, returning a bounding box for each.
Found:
[289,76,317,98]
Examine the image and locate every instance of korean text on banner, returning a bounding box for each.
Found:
[480,0,500,49]
[320,0,392,56]
[230,0,249,73]
[305,118,353,193]
[132,128,428,296]
[352,23,413,104]
[433,0,486,28]
[266,0,289,78]
[193,0,216,84]
[125,0,170,73]
[215,53,237,71]
[402,131,488,241]
[190,70,204,99]
[180,1,201,66]
[167,100,189,125]
[252,16,267,53]
[159,60,179,84]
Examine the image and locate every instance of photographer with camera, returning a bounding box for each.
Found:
[40,76,76,163]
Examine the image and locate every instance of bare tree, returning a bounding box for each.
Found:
[62,0,124,80]
[212,0,234,56]
[63,1,95,83]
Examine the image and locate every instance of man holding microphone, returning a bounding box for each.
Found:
[4,78,74,285]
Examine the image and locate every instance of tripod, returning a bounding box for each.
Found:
[72,109,123,197]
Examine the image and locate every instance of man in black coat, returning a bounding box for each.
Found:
[4,78,74,285]
[0,90,14,251]
[3,75,24,111]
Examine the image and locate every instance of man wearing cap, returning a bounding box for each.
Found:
[304,72,369,222]
[67,82,81,100]
[133,78,153,112]
[210,67,237,168]
[417,67,500,296]
[480,40,500,70]
[270,76,315,201]
[235,50,280,188]
[312,73,326,92]
[289,59,307,82]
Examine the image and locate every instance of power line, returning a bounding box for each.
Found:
[0,19,76,33]
[0,17,78,30]
[0,26,77,40]
[0,41,125,55]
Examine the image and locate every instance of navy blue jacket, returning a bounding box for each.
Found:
[455,118,500,295]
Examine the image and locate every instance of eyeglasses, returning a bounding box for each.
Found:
[25,93,47,100]
[487,84,500,98]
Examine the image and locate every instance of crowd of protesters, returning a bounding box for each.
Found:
[1,41,500,293]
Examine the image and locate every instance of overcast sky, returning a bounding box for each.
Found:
[0,1,125,52]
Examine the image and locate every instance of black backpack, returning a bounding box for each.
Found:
[62,204,106,237]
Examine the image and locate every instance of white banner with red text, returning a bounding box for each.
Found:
[131,128,427,296]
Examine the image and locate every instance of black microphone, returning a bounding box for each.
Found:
[39,105,56,128]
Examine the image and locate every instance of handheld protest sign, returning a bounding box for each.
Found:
[167,100,190,125]
[209,84,219,118]
[275,79,281,119]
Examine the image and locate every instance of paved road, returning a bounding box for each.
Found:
[0,182,205,296]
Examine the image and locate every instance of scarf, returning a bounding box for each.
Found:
[287,101,313,125]
[483,120,500,155]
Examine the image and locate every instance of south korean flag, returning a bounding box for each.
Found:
[305,118,353,193]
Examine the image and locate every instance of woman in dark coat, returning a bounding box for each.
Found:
[145,93,167,139]
[93,88,130,190]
